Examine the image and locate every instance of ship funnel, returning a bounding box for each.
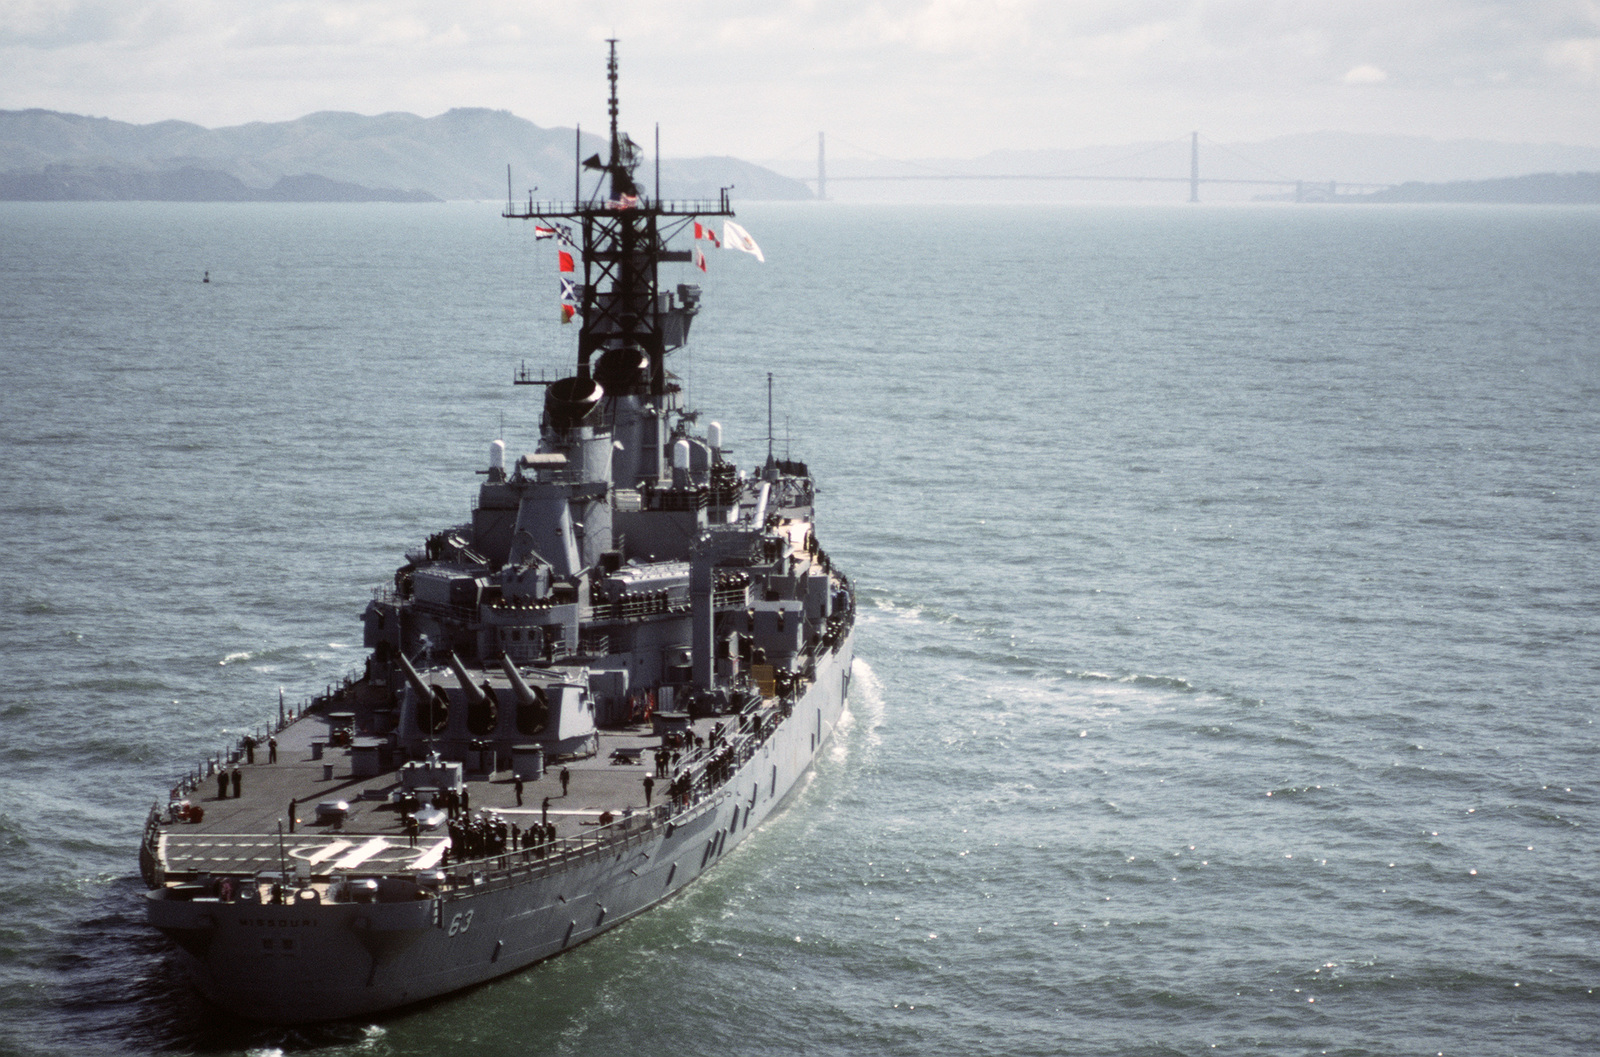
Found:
[595,345,649,393]
[545,376,604,431]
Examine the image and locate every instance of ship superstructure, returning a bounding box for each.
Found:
[139,42,854,1023]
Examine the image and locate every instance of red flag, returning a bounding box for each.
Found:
[695,248,707,272]
[561,303,576,324]
[558,251,575,272]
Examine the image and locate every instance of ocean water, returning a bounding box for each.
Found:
[1,200,1597,1056]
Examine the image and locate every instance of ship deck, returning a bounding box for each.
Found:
[151,707,726,882]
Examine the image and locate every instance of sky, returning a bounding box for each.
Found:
[3,0,1599,161]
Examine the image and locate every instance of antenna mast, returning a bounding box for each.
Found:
[607,39,620,179]
[502,41,733,409]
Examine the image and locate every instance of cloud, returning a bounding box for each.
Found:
[2,1,1599,153]
[1545,35,1600,80]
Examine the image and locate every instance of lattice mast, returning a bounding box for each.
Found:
[504,40,733,405]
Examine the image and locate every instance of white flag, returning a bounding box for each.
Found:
[722,221,765,263]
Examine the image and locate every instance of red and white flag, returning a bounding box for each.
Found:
[558,251,575,273]
[695,248,707,272]
[561,303,577,324]
[534,225,557,239]
[694,222,720,247]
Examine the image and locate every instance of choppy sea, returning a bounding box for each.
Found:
[1,200,1596,1056]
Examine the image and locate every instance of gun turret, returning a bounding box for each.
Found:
[448,653,488,704]
[397,653,450,733]
[451,652,498,735]
[397,653,433,701]
[499,656,550,735]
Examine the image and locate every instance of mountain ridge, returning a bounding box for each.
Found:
[10,109,1600,204]
[1351,171,1600,204]
[0,108,813,202]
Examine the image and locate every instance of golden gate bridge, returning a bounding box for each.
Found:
[775,132,1392,202]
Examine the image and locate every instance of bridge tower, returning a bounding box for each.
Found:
[817,132,827,202]
[1189,131,1199,203]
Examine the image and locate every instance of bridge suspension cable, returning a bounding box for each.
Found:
[794,131,1390,201]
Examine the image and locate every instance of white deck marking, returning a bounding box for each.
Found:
[410,839,449,870]
[306,840,352,864]
[333,837,390,869]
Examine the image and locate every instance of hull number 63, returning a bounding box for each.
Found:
[448,910,474,936]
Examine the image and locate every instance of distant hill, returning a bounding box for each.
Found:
[0,108,813,202]
[0,164,439,202]
[1351,171,1600,204]
[788,132,1600,203]
[1183,132,1600,187]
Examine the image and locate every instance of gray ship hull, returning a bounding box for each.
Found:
[141,44,857,1024]
[148,638,851,1023]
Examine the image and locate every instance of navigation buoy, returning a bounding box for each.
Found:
[202,271,210,283]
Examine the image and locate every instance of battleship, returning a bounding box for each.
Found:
[138,42,855,1023]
